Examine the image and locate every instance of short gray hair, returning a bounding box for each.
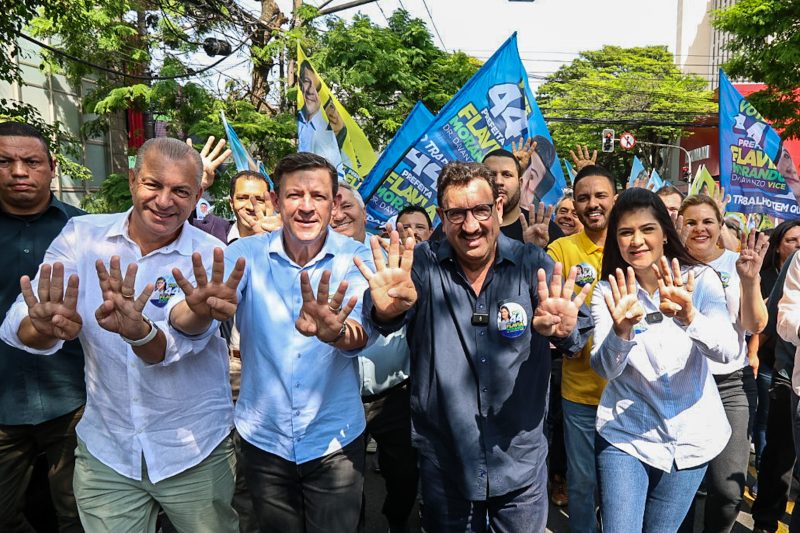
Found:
[134,138,204,185]
[338,180,364,210]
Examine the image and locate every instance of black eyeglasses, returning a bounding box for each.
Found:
[442,203,494,224]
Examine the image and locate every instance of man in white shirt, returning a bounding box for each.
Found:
[0,137,243,533]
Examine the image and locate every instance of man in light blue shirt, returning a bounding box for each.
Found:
[206,152,373,533]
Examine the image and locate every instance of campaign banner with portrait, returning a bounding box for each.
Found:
[719,70,799,219]
[627,155,663,191]
[359,101,435,203]
[296,46,377,189]
[363,33,566,231]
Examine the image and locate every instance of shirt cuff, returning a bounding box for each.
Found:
[0,300,64,356]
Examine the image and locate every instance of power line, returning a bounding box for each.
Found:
[375,0,390,23]
[419,0,447,52]
[539,107,716,116]
[543,116,718,128]
[19,32,249,81]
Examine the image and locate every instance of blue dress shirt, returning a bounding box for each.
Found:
[364,234,593,500]
[226,228,375,463]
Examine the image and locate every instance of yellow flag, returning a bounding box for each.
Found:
[689,165,716,197]
[296,45,377,189]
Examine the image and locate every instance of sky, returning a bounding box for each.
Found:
[191,0,711,99]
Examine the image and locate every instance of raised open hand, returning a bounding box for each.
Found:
[355,230,417,322]
[707,183,731,216]
[94,256,154,339]
[736,230,768,282]
[295,270,357,342]
[187,136,232,190]
[20,262,82,341]
[533,262,592,337]
[653,256,695,325]
[511,137,537,170]
[603,267,645,339]
[239,194,282,234]
[627,174,656,191]
[673,214,689,245]
[569,145,598,172]
[173,247,245,322]
[520,201,553,248]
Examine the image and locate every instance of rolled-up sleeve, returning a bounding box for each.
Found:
[161,292,221,366]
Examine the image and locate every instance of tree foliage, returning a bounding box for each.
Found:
[713,0,800,139]
[536,46,715,182]
[306,9,480,148]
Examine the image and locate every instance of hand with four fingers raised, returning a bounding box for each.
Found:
[653,256,695,325]
[186,136,232,190]
[533,262,592,338]
[736,230,768,283]
[239,195,282,235]
[170,247,246,335]
[295,270,358,344]
[18,262,82,348]
[521,201,553,248]
[354,230,417,323]
[602,267,646,340]
[94,256,154,340]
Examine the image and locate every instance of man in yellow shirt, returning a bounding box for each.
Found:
[547,165,616,533]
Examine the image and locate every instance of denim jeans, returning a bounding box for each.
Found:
[596,435,707,533]
[419,454,547,533]
[562,398,598,533]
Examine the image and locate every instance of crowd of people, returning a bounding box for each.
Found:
[1,118,800,533]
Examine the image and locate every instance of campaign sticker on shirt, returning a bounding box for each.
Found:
[497,302,528,338]
[575,262,597,287]
[149,274,179,308]
[719,271,731,289]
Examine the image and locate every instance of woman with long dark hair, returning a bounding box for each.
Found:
[590,188,739,532]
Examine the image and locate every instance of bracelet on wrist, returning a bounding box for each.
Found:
[121,315,159,347]
[324,323,347,346]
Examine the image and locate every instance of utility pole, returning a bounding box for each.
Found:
[286,0,303,99]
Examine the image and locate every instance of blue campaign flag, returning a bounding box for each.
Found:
[221,111,274,189]
[359,101,435,202]
[719,70,797,218]
[363,33,566,231]
[628,156,664,191]
[628,156,647,185]
[564,159,576,184]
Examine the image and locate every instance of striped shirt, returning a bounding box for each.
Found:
[590,266,739,472]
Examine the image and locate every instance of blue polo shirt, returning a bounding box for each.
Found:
[226,228,375,463]
[0,195,85,425]
[364,233,593,500]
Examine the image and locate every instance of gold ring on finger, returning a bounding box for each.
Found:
[328,304,341,313]
[121,291,135,300]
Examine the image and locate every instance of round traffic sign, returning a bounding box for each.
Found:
[619,132,636,150]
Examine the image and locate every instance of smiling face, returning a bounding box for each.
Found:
[0,135,55,216]
[574,174,615,237]
[616,207,665,274]
[300,67,321,118]
[272,167,336,248]
[777,147,800,200]
[331,186,366,242]
[231,177,269,225]
[128,151,202,249]
[682,203,722,260]
[555,197,582,236]
[438,178,502,272]
[483,155,520,213]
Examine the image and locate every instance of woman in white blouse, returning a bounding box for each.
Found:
[677,194,768,531]
[591,188,740,533]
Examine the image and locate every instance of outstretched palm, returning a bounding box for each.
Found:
[173,247,245,322]
[20,262,83,341]
[355,231,417,322]
[533,262,591,337]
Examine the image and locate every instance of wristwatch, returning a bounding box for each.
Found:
[324,323,347,346]
[121,315,160,347]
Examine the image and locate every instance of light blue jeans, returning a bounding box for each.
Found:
[562,399,598,533]
[596,435,707,533]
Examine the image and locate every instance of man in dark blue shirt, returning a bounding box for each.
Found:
[358,162,593,531]
[0,122,85,532]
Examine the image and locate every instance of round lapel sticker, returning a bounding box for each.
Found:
[149,274,179,308]
[497,302,528,338]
